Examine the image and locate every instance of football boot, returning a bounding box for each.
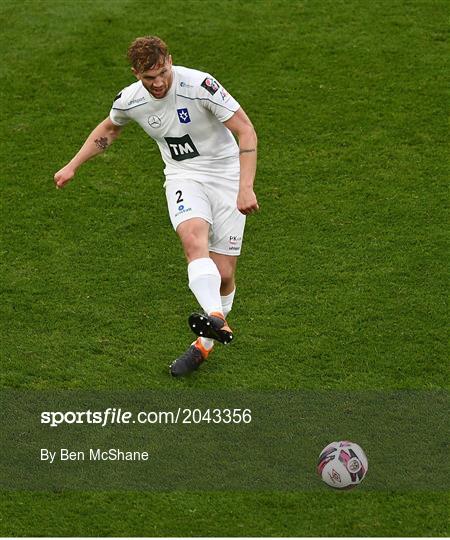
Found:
[170,338,212,377]
[188,311,233,345]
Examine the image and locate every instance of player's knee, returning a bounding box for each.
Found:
[181,232,207,259]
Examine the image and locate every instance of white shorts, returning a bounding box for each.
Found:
[165,176,246,256]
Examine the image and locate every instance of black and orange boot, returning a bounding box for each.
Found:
[170,338,213,377]
[188,311,233,345]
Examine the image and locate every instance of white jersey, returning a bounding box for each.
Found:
[109,65,240,181]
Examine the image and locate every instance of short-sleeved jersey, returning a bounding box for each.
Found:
[110,66,240,181]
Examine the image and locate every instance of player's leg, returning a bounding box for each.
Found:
[164,180,225,317]
[165,180,230,376]
[186,249,235,346]
[209,252,237,297]
[210,252,237,320]
[207,177,244,323]
[178,218,233,340]
[187,178,244,348]
[171,225,233,376]
[176,217,224,316]
[191,252,237,352]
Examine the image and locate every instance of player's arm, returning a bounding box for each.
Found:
[54,117,122,189]
[224,108,259,215]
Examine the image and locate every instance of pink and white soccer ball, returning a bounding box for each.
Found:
[317,441,368,489]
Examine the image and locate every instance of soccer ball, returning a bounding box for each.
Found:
[317,441,368,489]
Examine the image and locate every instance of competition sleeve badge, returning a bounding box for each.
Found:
[201,77,220,95]
[177,108,191,124]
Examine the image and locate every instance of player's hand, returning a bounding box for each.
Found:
[54,165,76,189]
[237,188,259,215]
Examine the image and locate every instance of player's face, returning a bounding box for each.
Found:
[134,56,173,99]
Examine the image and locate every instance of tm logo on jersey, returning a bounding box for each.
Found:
[177,108,191,124]
[165,135,200,161]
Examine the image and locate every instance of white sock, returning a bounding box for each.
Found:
[200,288,236,350]
[199,337,214,350]
[221,288,236,318]
[188,257,223,315]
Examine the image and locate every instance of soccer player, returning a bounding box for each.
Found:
[54,36,258,376]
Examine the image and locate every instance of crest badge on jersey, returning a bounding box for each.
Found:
[201,77,219,95]
[177,108,191,124]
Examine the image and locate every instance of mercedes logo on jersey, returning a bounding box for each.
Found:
[148,115,162,128]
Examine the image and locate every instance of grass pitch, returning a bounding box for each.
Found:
[0,0,448,536]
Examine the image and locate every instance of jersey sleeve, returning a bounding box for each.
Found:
[109,91,132,126]
[198,75,240,122]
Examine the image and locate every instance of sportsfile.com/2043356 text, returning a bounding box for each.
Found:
[40,408,253,427]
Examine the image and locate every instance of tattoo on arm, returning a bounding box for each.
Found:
[94,137,109,150]
[239,148,256,155]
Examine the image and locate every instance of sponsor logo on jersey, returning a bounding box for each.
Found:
[177,108,191,124]
[128,96,145,106]
[201,77,219,95]
[229,234,242,251]
[220,88,228,101]
[175,205,192,218]
[164,134,200,161]
[113,92,122,102]
[180,81,193,88]
[148,115,162,128]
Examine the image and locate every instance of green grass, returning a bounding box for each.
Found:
[0,492,447,537]
[0,0,448,536]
